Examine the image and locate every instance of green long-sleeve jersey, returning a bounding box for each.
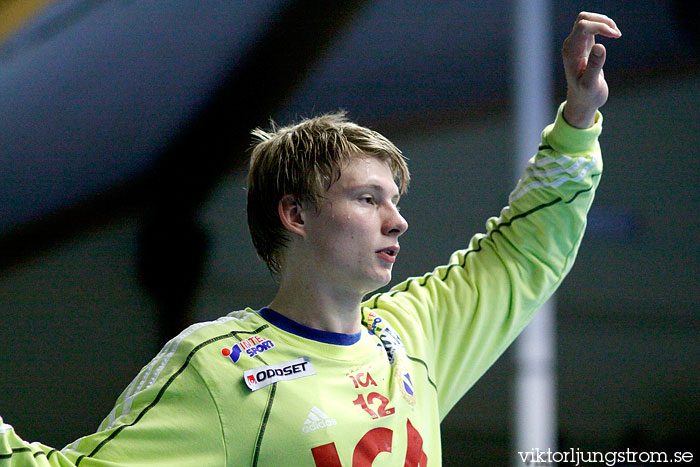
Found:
[1,103,603,466]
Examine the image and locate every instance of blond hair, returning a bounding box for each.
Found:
[247,111,410,274]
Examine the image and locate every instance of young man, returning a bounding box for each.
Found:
[1,12,620,467]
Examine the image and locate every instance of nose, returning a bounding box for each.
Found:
[383,204,408,237]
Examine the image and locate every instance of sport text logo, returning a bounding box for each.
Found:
[222,335,274,363]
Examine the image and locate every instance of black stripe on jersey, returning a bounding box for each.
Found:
[406,355,437,392]
[74,324,269,466]
[232,330,272,367]
[386,175,599,295]
[252,382,277,467]
[239,331,277,467]
[0,447,30,459]
[0,447,54,459]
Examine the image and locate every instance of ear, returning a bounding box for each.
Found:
[278,195,306,237]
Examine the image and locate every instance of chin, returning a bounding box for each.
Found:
[356,266,394,294]
[372,271,393,289]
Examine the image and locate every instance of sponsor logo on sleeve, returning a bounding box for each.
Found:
[402,372,415,396]
[243,357,316,391]
[396,367,416,405]
[365,310,382,334]
[363,308,416,405]
[222,335,274,363]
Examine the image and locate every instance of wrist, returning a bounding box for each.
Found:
[563,100,598,129]
[546,102,603,156]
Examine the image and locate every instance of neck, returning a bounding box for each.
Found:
[268,273,364,335]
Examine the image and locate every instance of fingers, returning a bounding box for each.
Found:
[580,44,606,87]
[572,11,622,39]
[561,13,618,127]
[562,11,620,79]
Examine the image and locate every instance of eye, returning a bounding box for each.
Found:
[360,196,375,205]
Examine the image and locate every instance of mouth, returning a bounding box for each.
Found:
[375,246,400,264]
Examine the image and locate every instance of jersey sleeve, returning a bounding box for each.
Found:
[1,337,226,466]
[365,102,604,420]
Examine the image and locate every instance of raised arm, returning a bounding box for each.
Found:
[366,12,621,417]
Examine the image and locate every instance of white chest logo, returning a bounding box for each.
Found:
[302,406,337,433]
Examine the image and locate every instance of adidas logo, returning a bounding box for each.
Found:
[302,406,337,433]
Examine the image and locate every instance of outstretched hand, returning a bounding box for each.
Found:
[562,12,621,128]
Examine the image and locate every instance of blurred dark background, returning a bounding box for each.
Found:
[1,1,698,465]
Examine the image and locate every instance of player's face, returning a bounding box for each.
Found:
[302,155,408,295]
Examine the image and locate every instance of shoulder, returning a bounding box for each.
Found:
[135,309,266,387]
[168,308,265,359]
